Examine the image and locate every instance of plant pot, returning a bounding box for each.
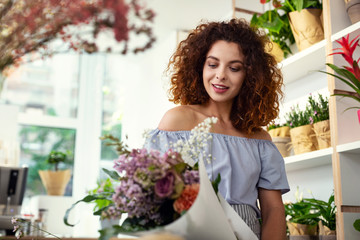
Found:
[265,41,284,63]
[313,120,331,149]
[290,124,317,155]
[268,126,290,138]
[289,236,319,240]
[345,0,360,24]
[287,222,318,236]
[272,137,292,157]
[288,9,324,51]
[318,236,336,240]
[38,169,71,195]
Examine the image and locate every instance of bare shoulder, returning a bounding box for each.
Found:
[251,128,272,141]
[158,105,198,131]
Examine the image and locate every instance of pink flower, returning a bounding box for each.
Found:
[154,171,176,198]
[173,184,200,214]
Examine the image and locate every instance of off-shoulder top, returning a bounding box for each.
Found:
[144,129,290,217]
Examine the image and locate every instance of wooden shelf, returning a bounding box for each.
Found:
[279,39,326,85]
[341,205,360,213]
[284,147,333,172]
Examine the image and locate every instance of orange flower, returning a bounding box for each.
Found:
[173,184,200,214]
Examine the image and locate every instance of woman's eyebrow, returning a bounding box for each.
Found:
[207,56,244,65]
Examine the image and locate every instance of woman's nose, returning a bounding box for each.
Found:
[216,68,226,80]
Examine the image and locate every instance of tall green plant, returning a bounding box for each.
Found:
[280,0,322,12]
[302,193,336,231]
[250,9,295,57]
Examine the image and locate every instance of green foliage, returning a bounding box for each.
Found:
[307,93,329,123]
[88,178,116,215]
[286,104,313,128]
[320,63,360,110]
[267,122,288,131]
[46,150,69,171]
[302,193,336,230]
[284,199,321,225]
[354,219,360,232]
[280,0,322,12]
[250,9,295,57]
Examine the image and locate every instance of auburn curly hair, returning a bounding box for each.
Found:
[166,18,283,134]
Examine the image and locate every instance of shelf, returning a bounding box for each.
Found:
[284,147,333,172]
[337,141,360,154]
[341,205,360,213]
[331,21,360,42]
[279,39,326,84]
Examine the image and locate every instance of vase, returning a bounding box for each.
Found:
[38,169,71,195]
[100,218,120,230]
[345,0,360,24]
[288,9,324,51]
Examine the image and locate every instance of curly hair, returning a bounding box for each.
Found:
[166,18,283,134]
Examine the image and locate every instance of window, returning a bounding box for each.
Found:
[19,126,76,197]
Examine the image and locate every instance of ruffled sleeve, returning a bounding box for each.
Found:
[257,141,290,194]
[143,129,190,153]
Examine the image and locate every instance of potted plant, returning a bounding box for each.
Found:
[38,150,72,196]
[285,195,321,239]
[307,93,331,149]
[344,0,360,24]
[269,0,324,51]
[267,122,291,157]
[251,1,295,60]
[303,193,336,240]
[286,104,318,154]
[320,33,360,124]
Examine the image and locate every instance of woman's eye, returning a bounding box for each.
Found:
[208,64,217,68]
[230,67,241,72]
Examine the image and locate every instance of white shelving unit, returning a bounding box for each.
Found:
[284,148,333,172]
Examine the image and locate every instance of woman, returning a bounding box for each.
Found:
[145,19,289,239]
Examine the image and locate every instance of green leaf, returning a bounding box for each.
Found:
[102,168,120,180]
[326,63,360,90]
[211,173,221,194]
[63,194,108,226]
[354,219,360,232]
[319,68,360,96]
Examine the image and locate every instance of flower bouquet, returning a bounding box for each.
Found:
[64,118,258,240]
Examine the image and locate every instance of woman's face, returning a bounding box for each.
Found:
[202,40,246,105]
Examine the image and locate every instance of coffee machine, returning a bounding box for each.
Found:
[0,166,28,234]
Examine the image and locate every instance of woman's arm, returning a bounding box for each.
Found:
[258,188,287,240]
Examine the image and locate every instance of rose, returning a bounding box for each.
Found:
[154,170,184,199]
[173,183,200,214]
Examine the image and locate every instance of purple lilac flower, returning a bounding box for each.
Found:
[309,117,314,124]
[314,111,318,115]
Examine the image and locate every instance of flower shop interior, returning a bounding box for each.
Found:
[0,0,360,239]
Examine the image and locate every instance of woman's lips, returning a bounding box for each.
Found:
[212,84,229,93]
